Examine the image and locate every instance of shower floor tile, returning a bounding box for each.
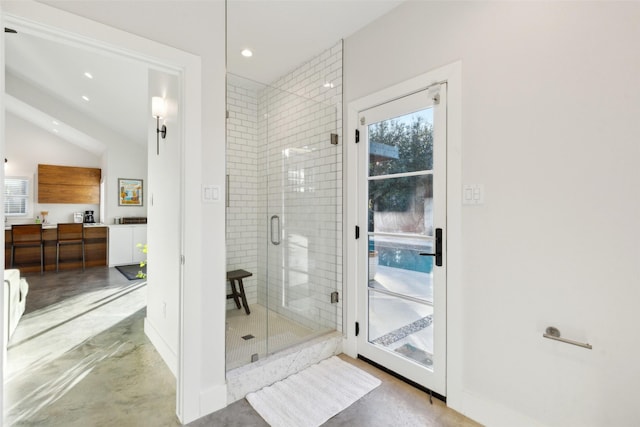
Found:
[226,303,315,370]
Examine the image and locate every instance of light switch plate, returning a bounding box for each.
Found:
[202,185,220,202]
[463,184,484,205]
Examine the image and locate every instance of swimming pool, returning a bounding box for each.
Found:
[370,239,433,274]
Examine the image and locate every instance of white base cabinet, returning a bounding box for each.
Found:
[108,225,147,267]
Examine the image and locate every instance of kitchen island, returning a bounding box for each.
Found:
[4,224,108,273]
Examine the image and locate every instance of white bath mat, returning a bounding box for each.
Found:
[246,356,381,427]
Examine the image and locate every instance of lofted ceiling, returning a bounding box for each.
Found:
[4,1,403,152]
[5,28,149,151]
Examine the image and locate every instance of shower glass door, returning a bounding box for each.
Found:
[226,75,340,370]
[262,85,340,356]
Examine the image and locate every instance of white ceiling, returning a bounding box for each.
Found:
[227,0,403,84]
[4,1,403,151]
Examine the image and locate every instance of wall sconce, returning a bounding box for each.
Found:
[152,96,168,155]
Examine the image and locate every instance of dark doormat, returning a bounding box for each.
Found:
[115,264,146,280]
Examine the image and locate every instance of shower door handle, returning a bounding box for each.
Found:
[270,215,281,245]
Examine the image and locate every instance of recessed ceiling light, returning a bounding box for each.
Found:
[84,72,93,79]
[82,95,90,102]
[241,48,253,58]
[52,129,59,133]
[52,120,59,125]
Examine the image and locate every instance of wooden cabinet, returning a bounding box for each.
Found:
[5,225,108,272]
[84,227,109,268]
[108,225,147,267]
[38,164,101,204]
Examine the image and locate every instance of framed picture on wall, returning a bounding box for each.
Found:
[118,178,143,206]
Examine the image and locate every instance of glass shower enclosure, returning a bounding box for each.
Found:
[226,74,340,370]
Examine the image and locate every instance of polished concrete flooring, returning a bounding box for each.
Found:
[4,267,481,426]
[4,267,178,426]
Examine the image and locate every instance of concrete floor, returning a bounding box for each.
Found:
[192,354,482,426]
[4,268,178,427]
[4,267,481,426]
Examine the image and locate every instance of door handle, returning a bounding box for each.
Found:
[419,228,442,266]
[270,215,281,245]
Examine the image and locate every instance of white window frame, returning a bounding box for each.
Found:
[4,176,32,217]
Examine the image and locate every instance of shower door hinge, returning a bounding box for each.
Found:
[226,110,230,119]
[355,129,360,143]
[355,322,360,337]
[330,291,339,304]
[180,254,185,265]
[355,226,360,239]
[330,133,339,145]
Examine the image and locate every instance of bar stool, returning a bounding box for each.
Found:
[56,223,85,272]
[11,224,44,275]
[227,269,252,315]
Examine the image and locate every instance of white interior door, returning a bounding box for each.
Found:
[357,84,447,396]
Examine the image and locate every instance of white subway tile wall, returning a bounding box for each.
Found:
[227,41,343,355]
[226,83,259,308]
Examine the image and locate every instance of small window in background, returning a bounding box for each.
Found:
[5,177,30,216]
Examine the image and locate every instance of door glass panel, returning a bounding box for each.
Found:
[368,236,433,302]
[368,289,434,368]
[368,174,433,236]
[368,108,433,176]
[359,83,446,395]
[365,101,438,374]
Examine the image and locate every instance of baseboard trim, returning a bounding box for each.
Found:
[144,317,177,377]
[447,387,543,427]
[199,383,228,420]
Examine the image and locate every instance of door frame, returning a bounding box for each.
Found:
[343,62,462,399]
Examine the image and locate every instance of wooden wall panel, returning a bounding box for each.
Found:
[38,164,101,204]
[38,183,100,204]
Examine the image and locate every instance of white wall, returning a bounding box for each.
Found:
[345,2,640,426]
[144,69,181,375]
[5,112,101,224]
[103,141,147,224]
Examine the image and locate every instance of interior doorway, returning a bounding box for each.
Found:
[1,8,192,423]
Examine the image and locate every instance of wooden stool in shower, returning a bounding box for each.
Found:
[227,269,252,315]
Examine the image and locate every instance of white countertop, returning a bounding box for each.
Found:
[5,223,107,230]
